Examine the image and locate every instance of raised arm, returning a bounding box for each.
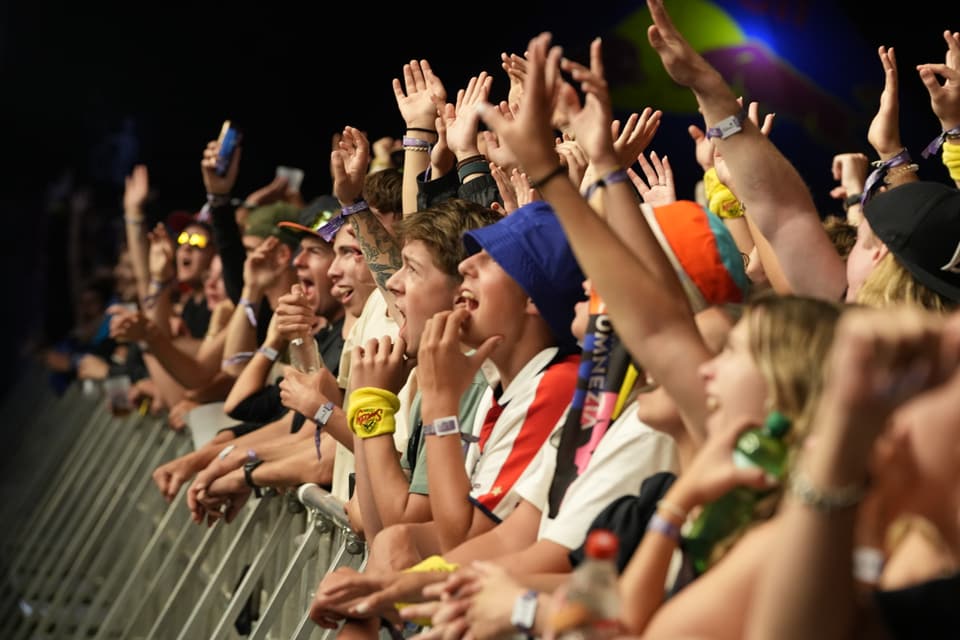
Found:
[478,33,714,443]
[392,59,446,214]
[645,0,845,300]
[918,30,960,189]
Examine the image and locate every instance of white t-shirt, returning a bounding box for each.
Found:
[330,289,403,502]
[513,399,680,549]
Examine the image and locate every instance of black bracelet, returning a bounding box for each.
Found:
[843,192,863,211]
[243,459,265,498]
[529,165,568,190]
[406,127,438,135]
[456,154,486,170]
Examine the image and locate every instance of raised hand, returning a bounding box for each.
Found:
[200,138,241,196]
[647,0,723,92]
[444,72,494,159]
[555,139,589,190]
[147,223,175,282]
[242,235,284,296]
[917,30,960,134]
[123,164,150,212]
[556,37,618,171]
[629,150,676,207]
[829,153,870,201]
[482,108,520,172]
[331,126,370,204]
[430,107,455,177]
[688,123,715,172]
[476,32,570,182]
[867,46,903,158]
[393,59,447,129]
[612,107,662,170]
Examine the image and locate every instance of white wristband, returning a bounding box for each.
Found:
[257,345,279,362]
[853,546,885,584]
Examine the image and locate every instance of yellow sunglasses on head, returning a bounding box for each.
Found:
[177,231,209,249]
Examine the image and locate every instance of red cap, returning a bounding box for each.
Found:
[585,529,619,560]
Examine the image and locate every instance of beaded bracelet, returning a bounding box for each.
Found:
[789,469,867,512]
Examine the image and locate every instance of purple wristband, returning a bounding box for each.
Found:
[646,513,681,542]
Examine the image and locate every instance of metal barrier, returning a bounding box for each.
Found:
[1,377,367,639]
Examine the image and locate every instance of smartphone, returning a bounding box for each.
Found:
[276,165,305,193]
[215,120,240,177]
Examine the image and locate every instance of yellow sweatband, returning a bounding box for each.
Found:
[347,387,400,439]
[703,167,745,219]
[943,140,960,181]
[395,555,461,625]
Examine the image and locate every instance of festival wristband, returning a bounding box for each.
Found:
[346,387,401,439]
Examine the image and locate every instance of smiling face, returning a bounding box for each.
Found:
[294,236,342,321]
[698,317,769,436]
[176,223,214,286]
[386,239,459,356]
[454,250,529,348]
[327,225,376,318]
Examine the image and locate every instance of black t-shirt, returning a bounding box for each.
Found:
[874,571,960,639]
[180,294,212,339]
[317,315,345,377]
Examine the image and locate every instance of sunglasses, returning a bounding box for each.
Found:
[177,231,209,249]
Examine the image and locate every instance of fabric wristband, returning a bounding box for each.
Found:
[942,139,960,181]
[347,387,401,439]
[921,125,960,158]
[256,345,279,362]
[862,148,911,205]
[402,136,431,150]
[703,167,745,219]
[457,160,490,183]
[646,513,681,542]
[239,298,258,328]
[581,167,629,200]
[223,351,255,367]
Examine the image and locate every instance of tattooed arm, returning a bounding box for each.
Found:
[349,212,402,312]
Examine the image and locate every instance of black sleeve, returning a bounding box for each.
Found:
[457,173,503,209]
[416,168,459,210]
[226,383,287,425]
[568,471,677,573]
[874,572,960,640]
[210,203,245,303]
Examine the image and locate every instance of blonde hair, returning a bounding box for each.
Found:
[856,252,953,312]
[709,293,843,567]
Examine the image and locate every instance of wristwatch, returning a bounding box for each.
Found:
[243,458,265,498]
[510,589,538,635]
[313,401,335,426]
[423,415,459,437]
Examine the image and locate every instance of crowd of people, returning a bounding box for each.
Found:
[33,1,960,638]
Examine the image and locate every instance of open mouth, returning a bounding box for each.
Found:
[453,289,478,311]
[299,276,315,299]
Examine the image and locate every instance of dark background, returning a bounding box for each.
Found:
[0,0,952,395]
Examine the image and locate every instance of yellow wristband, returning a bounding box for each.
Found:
[347,387,400,439]
[395,555,461,624]
[703,167,745,219]
[943,140,960,181]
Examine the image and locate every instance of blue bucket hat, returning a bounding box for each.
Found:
[463,201,586,350]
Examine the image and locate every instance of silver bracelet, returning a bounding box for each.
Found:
[789,469,867,513]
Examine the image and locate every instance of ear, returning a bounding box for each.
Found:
[870,240,891,268]
[524,297,540,317]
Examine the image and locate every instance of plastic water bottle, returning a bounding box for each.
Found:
[684,411,792,574]
[288,334,322,373]
[553,529,621,640]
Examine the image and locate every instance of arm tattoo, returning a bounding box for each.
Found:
[350,213,402,291]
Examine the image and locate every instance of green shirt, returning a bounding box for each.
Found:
[402,370,490,495]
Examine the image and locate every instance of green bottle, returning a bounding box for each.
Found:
[684,411,791,575]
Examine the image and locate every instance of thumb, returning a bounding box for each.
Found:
[687,124,705,142]
[734,466,779,491]
[472,334,504,363]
